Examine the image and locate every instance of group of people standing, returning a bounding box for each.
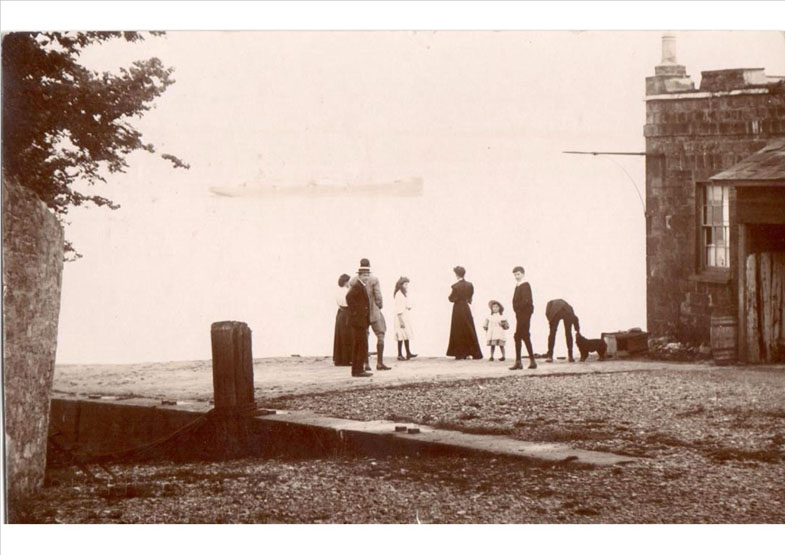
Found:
[446,265,584,369]
[446,265,538,369]
[333,258,417,377]
[333,260,583,376]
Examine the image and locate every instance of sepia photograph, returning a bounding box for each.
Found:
[1,0,784,549]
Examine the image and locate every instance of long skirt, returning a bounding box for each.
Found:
[333,307,352,366]
[446,301,483,359]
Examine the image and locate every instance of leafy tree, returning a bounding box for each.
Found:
[2,32,189,237]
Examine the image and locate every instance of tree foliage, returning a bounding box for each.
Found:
[2,31,189,217]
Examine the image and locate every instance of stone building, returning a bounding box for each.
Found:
[644,35,785,362]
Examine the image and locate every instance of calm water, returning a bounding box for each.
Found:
[57,150,645,363]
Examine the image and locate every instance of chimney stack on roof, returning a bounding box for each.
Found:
[661,34,677,65]
[646,33,696,95]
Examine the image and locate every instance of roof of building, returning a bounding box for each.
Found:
[710,138,785,185]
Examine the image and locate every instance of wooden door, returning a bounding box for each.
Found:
[745,252,785,363]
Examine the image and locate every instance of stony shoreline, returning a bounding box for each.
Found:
[20,359,785,523]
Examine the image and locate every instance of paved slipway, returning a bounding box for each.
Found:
[52,357,733,467]
[54,356,722,403]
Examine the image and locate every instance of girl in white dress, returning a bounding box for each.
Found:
[483,300,508,361]
[393,277,418,361]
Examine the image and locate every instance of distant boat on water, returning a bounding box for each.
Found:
[209,177,423,198]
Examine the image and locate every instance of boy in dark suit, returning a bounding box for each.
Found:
[346,266,373,377]
[510,266,537,370]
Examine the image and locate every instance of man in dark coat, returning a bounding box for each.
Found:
[348,258,391,371]
[544,299,580,363]
[346,266,373,377]
[509,266,537,370]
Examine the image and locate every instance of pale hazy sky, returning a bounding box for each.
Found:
[3,5,784,364]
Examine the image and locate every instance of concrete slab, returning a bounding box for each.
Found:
[49,397,638,467]
[256,409,638,467]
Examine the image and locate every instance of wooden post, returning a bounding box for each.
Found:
[210,321,254,456]
[211,321,254,409]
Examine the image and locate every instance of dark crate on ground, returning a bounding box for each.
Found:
[601,331,649,358]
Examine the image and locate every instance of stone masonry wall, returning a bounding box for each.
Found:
[645,85,785,343]
[2,176,64,514]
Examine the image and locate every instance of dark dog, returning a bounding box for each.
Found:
[576,332,607,361]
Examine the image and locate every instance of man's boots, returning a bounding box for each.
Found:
[377,342,391,370]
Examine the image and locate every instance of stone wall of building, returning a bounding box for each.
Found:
[645,81,785,343]
[2,176,64,512]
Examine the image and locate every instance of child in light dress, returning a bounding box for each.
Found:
[483,300,509,361]
[393,276,418,361]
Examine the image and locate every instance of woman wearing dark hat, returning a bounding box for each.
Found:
[332,273,352,366]
[446,266,483,360]
[482,300,509,362]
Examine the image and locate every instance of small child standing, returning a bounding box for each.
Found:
[483,300,509,361]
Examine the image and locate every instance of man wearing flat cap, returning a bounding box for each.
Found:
[346,265,373,377]
[348,258,392,371]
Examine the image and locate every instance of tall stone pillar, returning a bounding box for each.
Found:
[2,177,64,518]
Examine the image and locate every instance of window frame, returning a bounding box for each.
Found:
[697,181,731,275]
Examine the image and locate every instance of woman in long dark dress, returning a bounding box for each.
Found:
[333,273,352,366]
[446,266,483,360]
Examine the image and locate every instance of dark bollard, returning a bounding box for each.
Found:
[210,321,255,456]
[211,321,254,408]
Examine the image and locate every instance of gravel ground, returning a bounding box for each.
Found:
[16,366,785,523]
